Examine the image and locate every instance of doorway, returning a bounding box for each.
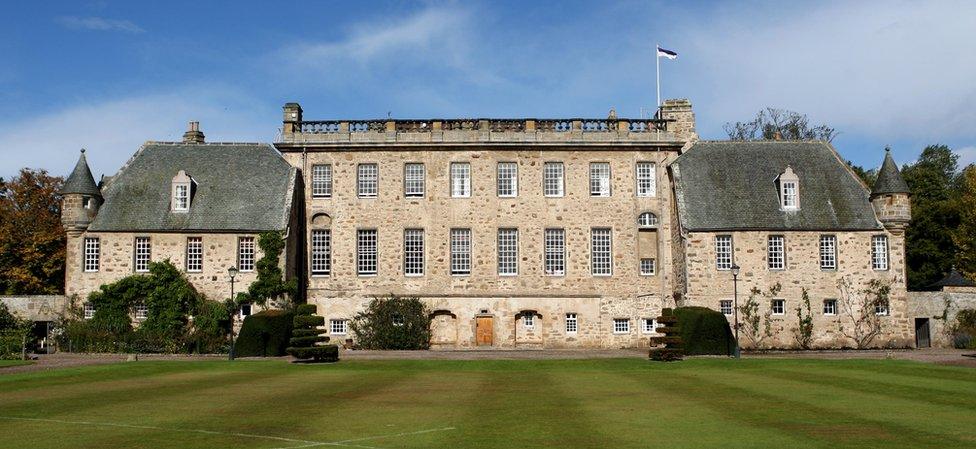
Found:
[915,318,931,348]
[476,316,494,346]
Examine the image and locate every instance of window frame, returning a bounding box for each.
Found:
[543,161,564,197]
[544,228,566,276]
[83,302,95,320]
[872,235,889,271]
[771,299,786,316]
[357,229,378,276]
[640,258,656,276]
[823,299,837,316]
[715,235,733,271]
[875,301,890,316]
[589,162,611,197]
[523,314,535,329]
[185,237,203,273]
[311,164,333,198]
[781,180,798,209]
[330,319,348,335]
[83,237,100,273]
[450,228,472,276]
[819,235,837,270]
[357,163,378,198]
[403,228,425,277]
[134,303,148,321]
[133,236,151,273]
[173,183,190,211]
[403,163,425,198]
[565,313,578,334]
[590,228,613,276]
[310,229,331,276]
[767,235,786,270]
[496,162,518,198]
[720,300,733,316]
[238,236,256,272]
[637,212,658,229]
[450,162,471,198]
[636,161,656,197]
[497,228,519,276]
[613,318,631,334]
[641,318,660,334]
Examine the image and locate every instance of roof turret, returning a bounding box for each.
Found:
[62,149,101,197]
[871,148,910,196]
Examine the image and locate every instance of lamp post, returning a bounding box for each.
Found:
[227,266,239,361]
[731,263,741,359]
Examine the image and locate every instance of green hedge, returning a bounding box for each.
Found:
[234,309,295,357]
[673,306,735,356]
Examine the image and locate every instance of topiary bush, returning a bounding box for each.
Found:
[287,304,338,362]
[648,308,684,361]
[673,306,735,356]
[234,309,295,357]
[350,295,431,350]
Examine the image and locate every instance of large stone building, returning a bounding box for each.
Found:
[61,99,916,349]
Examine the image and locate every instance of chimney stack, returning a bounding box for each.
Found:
[183,121,205,144]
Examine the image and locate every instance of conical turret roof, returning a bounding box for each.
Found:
[871,148,910,196]
[62,149,101,197]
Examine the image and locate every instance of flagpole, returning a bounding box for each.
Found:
[655,44,661,109]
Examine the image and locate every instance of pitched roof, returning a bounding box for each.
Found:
[62,150,101,196]
[670,141,882,232]
[871,148,910,196]
[89,142,295,232]
[929,270,976,288]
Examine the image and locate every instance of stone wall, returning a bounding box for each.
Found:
[0,295,68,322]
[908,290,976,347]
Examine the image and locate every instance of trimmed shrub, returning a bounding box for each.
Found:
[234,309,295,357]
[649,308,684,362]
[673,306,735,356]
[287,304,338,363]
[350,295,431,350]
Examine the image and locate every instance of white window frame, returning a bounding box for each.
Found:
[767,235,785,270]
[83,237,100,272]
[720,300,733,316]
[544,228,565,276]
[613,318,630,334]
[357,229,378,276]
[823,299,837,316]
[450,162,471,198]
[636,161,656,197]
[640,258,656,276]
[875,301,890,316]
[311,164,333,198]
[330,319,348,335]
[872,235,889,271]
[819,235,837,270]
[641,318,660,334]
[771,299,786,316]
[238,237,255,272]
[543,162,564,197]
[403,228,425,276]
[523,314,535,329]
[715,235,733,271]
[638,212,658,229]
[781,181,798,210]
[186,237,203,273]
[173,183,189,211]
[357,163,378,198]
[404,163,425,198]
[497,162,518,197]
[83,302,95,320]
[450,228,472,276]
[134,237,151,273]
[590,228,612,276]
[497,228,519,276]
[565,313,578,334]
[311,229,331,276]
[134,303,148,321]
[589,162,611,197]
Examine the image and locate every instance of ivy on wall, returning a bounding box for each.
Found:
[234,231,297,308]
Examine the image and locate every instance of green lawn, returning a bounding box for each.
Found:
[0,358,973,449]
[0,360,31,368]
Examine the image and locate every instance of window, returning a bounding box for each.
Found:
[404,163,425,198]
[640,258,656,276]
[83,302,95,320]
[872,235,889,271]
[875,301,890,316]
[543,162,564,197]
[641,318,660,334]
[767,235,785,270]
[497,228,518,276]
[134,303,148,320]
[636,162,656,197]
[311,164,332,198]
[565,313,578,334]
[134,237,151,273]
[779,166,799,210]
[173,184,189,211]
[83,197,92,209]
[715,235,733,271]
[544,228,565,276]
[819,235,837,270]
[823,299,837,316]
[497,162,518,197]
[450,162,471,197]
[771,299,786,315]
[357,163,378,198]
[638,212,658,229]
[238,237,255,272]
[589,162,611,196]
[720,300,733,316]
[186,237,203,272]
[357,229,378,275]
[83,237,100,272]
[591,228,612,275]
[239,303,252,319]
[523,314,535,328]
[613,318,630,334]
[311,230,331,276]
[450,228,472,275]
[782,181,798,209]
[330,319,348,335]
[404,229,424,276]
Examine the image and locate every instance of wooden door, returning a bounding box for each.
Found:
[476,316,493,346]
[915,318,931,348]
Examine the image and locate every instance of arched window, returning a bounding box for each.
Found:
[638,212,658,229]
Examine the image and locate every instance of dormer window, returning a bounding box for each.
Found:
[171,170,194,212]
[83,197,92,209]
[778,166,799,211]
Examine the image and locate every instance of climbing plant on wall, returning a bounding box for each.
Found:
[235,231,297,308]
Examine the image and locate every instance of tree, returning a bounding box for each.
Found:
[902,145,962,290]
[836,277,890,349]
[287,304,338,362]
[952,166,976,281]
[792,288,814,350]
[738,283,779,350]
[350,295,431,350]
[724,108,837,142]
[0,302,34,360]
[0,169,65,294]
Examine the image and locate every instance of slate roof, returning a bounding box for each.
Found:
[670,141,882,232]
[89,142,296,232]
[62,150,101,196]
[929,270,976,288]
[871,148,910,196]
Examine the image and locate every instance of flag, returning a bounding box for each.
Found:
[657,46,678,60]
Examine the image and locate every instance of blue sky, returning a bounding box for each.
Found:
[2,0,974,179]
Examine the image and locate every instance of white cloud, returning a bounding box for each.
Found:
[56,16,144,34]
[957,146,976,168]
[0,86,271,179]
